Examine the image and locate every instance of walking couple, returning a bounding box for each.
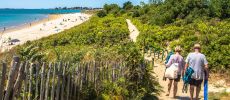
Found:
[164,44,209,100]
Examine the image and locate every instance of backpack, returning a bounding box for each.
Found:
[165,51,174,64]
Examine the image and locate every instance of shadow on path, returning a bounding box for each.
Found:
[174,96,190,100]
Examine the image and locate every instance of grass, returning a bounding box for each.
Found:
[209,92,230,100]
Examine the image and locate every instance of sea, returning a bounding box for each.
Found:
[0,9,81,31]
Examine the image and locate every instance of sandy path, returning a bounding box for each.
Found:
[126,19,139,42]
[0,13,91,52]
[152,60,204,100]
[126,19,204,100]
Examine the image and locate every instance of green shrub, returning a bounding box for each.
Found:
[97,10,107,18]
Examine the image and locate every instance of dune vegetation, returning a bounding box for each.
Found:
[1,14,160,99]
[98,0,230,74]
[134,0,230,74]
[0,0,229,99]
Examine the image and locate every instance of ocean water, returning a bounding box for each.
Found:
[0,9,81,31]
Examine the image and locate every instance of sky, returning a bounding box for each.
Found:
[0,0,148,9]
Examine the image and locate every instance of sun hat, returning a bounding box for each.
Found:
[193,43,201,49]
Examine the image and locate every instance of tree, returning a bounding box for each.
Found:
[132,10,140,17]
[97,10,107,17]
[103,4,120,14]
[123,1,133,10]
[209,0,230,18]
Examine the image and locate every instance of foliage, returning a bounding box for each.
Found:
[128,1,230,73]
[103,4,121,16]
[18,45,44,62]
[209,91,230,100]
[129,0,229,25]
[123,1,133,11]
[6,15,161,99]
[97,10,107,18]
[209,0,230,18]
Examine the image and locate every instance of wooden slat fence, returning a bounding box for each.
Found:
[0,49,167,100]
[0,60,136,99]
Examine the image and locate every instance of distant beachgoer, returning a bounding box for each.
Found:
[4,27,6,31]
[165,46,184,98]
[184,43,209,100]
[30,23,32,27]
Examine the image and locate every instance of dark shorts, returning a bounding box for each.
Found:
[189,78,203,86]
[169,75,181,82]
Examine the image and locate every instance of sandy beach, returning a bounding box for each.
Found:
[0,13,91,52]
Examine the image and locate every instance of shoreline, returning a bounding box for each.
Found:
[0,13,91,52]
[1,14,62,34]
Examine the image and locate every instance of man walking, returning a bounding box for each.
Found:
[184,44,209,100]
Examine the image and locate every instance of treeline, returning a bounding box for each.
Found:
[54,7,102,10]
[138,0,230,25]
[97,0,230,73]
[97,1,139,17]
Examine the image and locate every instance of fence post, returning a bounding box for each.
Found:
[66,63,71,100]
[23,61,29,100]
[44,63,52,100]
[61,62,67,100]
[157,50,160,59]
[29,63,35,100]
[161,50,165,61]
[51,62,57,100]
[4,56,20,100]
[77,62,81,100]
[0,62,7,100]
[35,63,41,99]
[40,62,46,100]
[93,61,96,88]
[73,63,79,100]
[70,73,74,99]
[13,62,26,98]
[55,62,62,100]
[152,58,154,68]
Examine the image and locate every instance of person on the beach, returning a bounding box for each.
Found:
[165,46,184,98]
[184,43,209,100]
[3,27,6,32]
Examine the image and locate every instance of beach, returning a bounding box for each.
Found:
[0,13,91,52]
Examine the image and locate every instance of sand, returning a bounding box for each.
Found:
[0,13,91,52]
[126,19,139,42]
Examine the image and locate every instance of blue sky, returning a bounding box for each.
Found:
[0,0,148,9]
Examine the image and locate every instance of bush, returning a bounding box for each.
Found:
[97,10,107,18]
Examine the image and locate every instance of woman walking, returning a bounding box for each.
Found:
[165,46,184,98]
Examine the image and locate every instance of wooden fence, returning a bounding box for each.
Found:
[0,49,167,100]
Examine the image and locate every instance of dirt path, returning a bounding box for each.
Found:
[152,60,204,100]
[126,19,203,100]
[126,19,139,42]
